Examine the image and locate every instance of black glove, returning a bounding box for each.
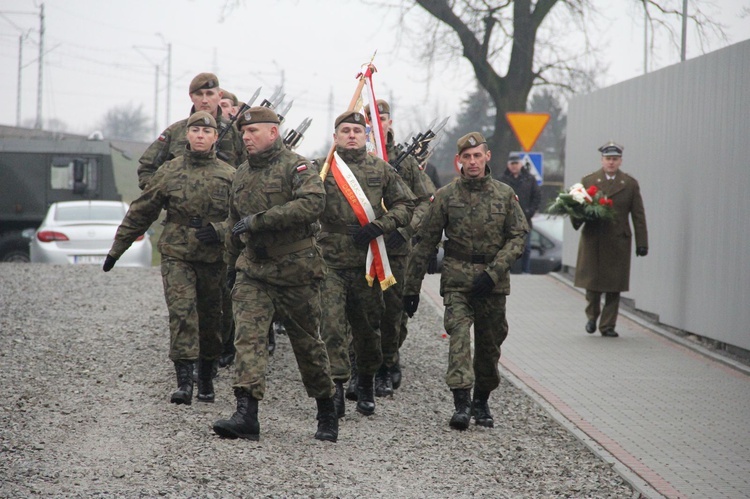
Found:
[571,217,583,231]
[102,255,117,272]
[195,225,220,244]
[232,214,257,236]
[427,250,439,274]
[226,269,237,290]
[352,223,384,248]
[636,246,648,257]
[403,295,420,318]
[470,272,495,298]
[386,231,407,250]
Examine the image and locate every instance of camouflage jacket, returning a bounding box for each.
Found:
[315,146,416,270]
[226,137,326,286]
[405,169,529,296]
[386,136,435,256]
[137,106,244,189]
[110,147,235,263]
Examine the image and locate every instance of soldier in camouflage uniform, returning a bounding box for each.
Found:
[103,111,235,406]
[364,100,435,397]
[136,73,244,372]
[403,132,529,430]
[212,107,338,443]
[316,111,415,418]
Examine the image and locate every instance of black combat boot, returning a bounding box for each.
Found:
[197,358,216,403]
[356,374,376,416]
[170,360,194,406]
[374,364,394,397]
[390,361,402,390]
[449,389,471,430]
[333,381,346,419]
[314,397,339,442]
[213,388,260,440]
[471,389,494,428]
[345,348,358,401]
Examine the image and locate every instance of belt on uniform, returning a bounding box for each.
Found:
[443,243,493,265]
[319,223,361,236]
[251,237,315,259]
[165,214,212,228]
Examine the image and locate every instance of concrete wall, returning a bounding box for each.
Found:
[564,40,750,352]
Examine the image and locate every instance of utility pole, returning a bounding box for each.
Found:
[643,5,648,74]
[34,3,44,130]
[166,42,172,126]
[153,65,160,137]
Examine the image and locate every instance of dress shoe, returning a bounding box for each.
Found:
[585,319,596,334]
[600,329,619,338]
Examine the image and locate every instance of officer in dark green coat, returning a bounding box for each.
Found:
[403,132,528,431]
[103,111,235,406]
[574,141,648,337]
[212,107,338,443]
[316,110,415,419]
[364,99,436,397]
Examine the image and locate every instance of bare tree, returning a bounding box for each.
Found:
[99,104,151,142]
[408,0,725,178]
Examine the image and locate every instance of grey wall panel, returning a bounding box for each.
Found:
[564,40,750,351]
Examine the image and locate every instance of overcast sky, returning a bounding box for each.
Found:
[1,0,748,157]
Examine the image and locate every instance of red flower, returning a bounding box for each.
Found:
[598,197,610,206]
[587,185,598,197]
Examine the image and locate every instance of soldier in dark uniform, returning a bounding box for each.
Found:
[403,132,528,430]
[212,107,338,442]
[575,141,648,337]
[500,153,541,274]
[316,111,415,418]
[103,111,235,406]
[364,100,435,397]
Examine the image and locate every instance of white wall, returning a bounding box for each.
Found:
[564,40,750,352]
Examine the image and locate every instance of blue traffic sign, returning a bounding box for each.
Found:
[512,151,543,185]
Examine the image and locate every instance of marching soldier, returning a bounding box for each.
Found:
[364,99,435,396]
[212,107,338,442]
[137,72,244,190]
[403,132,528,430]
[316,111,415,418]
[103,111,235,406]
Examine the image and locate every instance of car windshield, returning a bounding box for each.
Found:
[55,205,126,222]
[534,216,563,241]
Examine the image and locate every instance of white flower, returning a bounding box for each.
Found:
[568,183,591,204]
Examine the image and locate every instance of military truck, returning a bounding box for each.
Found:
[0,136,131,262]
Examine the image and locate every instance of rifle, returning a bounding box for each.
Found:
[283,117,312,150]
[391,117,449,170]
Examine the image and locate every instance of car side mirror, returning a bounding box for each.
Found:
[531,243,545,256]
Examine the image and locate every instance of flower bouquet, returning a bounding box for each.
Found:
[547,183,615,224]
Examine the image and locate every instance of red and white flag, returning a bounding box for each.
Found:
[361,65,388,162]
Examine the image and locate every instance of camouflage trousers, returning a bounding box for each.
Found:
[221,268,234,346]
[320,267,384,381]
[380,254,409,368]
[231,272,334,401]
[160,256,223,362]
[443,292,508,393]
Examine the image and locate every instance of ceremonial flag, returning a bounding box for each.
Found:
[361,65,388,162]
[330,151,396,291]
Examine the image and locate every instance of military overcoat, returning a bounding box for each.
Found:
[574,169,648,292]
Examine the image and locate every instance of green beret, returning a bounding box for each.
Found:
[598,141,624,156]
[456,132,487,154]
[334,111,366,129]
[236,106,280,129]
[186,111,217,129]
[364,99,390,118]
[221,90,238,106]
[189,72,220,94]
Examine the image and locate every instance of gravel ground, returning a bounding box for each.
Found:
[0,263,635,498]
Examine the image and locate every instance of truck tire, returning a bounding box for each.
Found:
[0,241,31,263]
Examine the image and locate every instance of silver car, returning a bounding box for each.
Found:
[30,200,152,267]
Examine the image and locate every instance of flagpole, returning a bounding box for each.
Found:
[319,52,377,180]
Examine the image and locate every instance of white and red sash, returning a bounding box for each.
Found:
[331,151,395,290]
